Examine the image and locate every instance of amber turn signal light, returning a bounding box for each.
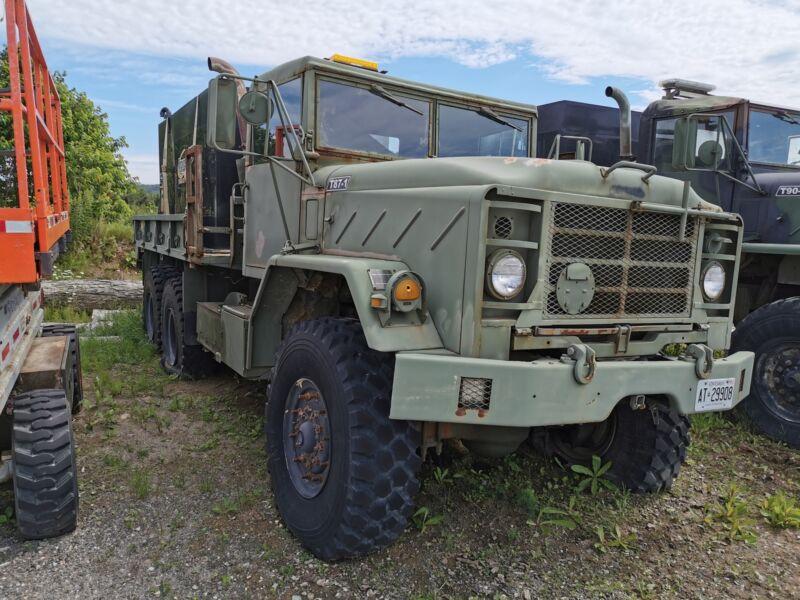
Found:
[393,277,421,302]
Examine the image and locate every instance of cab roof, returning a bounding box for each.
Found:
[256,55,538,116]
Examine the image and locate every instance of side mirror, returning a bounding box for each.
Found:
[207,76,239,150]
[671,117,697,170]
[238,90,272,126]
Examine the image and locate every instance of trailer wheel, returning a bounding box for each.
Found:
[266,318,421,560]
[40,324,83,414]
[159,277,216,379]
[534,399,690,493]
[732,298,800,448]
[12,388,78,539]
[143,265,177,349]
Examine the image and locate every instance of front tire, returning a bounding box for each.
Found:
[266,318,421,560]
[732,298,800,448]
[12,389,79,539]
[535,398,690,493]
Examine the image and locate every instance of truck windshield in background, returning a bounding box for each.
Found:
[316,77,530,159]
[748,108,800,166]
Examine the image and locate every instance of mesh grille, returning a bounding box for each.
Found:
[458,377,492,411]
[544,202,698,319]
[493,216,513,239]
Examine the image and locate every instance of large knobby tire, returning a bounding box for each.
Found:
[40,324,83,414]
[160,277,216,379]
[266,318,421,560]
[535,399,690,493]
[732,298,800,448]
[143,265,178,349]
[12,388,78,539]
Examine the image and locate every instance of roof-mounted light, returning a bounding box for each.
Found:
[329,53,379,72]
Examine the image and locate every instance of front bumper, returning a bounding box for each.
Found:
[390,350,754,427]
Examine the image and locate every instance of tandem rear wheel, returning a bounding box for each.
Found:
[266,318,421,560]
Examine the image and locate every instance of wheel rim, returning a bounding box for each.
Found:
[144,294,155,340]
[282,378,331,499]
[756,341,800,424]
[550,413,617,463]
[164,309,178,367]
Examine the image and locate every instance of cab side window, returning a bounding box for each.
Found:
[252,77,303,159]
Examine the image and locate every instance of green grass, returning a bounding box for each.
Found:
[44,305,92,323]
[81,310,157,372]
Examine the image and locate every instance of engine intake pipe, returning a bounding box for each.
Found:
[605,86,634,161]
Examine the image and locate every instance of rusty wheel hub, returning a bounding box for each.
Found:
[283,378,331,498]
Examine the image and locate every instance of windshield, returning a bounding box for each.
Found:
[438,105,529,157]
[748,108,800,166]
[317,79,430,158]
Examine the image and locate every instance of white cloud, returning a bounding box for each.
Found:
[123,153,160,184]
[25,0,800,107]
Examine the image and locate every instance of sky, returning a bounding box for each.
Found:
[14,0,800,184]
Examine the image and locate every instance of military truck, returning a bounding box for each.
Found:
[539,81,800,448]
[134,55,754,559]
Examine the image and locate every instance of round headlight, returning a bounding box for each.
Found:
[486,250,526,299]
[702,262,726,301]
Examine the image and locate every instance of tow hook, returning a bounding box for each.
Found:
[563,343,597,385]
[685,343,714,379]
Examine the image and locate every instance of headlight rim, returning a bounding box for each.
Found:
[485,249,527,300]
[701,260,726,301]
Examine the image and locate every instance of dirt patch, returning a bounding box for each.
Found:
[0,329,798,599]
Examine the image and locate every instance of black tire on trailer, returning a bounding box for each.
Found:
[159,276,216,379]
[533,398,690,493]
[40,324,83,414]
[143,264,178,349]
[12,388,78,539]
[266,318,421,560]
[732,298,800,448]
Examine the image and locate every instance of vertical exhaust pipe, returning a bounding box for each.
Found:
[208,56,247,143]
[605,86,634,161]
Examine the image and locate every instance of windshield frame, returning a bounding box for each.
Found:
[311,70,534,162]
[746,103,800,169]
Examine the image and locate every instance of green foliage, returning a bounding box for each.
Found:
[706,484,757,543]
[412,506,444,533]
[43,305,91,323]
[761,491,800,529]
[571,456,617,495]
[130,468,152,499]
[593,524,637,553]
[0,505,14,525]
[537,496,582,530]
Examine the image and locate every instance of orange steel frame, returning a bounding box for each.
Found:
[0,0,70,283]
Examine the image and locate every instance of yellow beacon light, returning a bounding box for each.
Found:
[330,53,379,72]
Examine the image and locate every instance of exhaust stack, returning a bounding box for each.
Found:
[605,86,634,161]
[207,56,247,143]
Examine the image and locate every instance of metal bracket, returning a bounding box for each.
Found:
[563,343,597,385]
[685,343,714,379]
[615,324,632,354]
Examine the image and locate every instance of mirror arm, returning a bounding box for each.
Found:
[267,79,317,187]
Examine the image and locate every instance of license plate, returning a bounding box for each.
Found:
[695,377,736,412]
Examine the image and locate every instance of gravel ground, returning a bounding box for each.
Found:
[0,317,798,599]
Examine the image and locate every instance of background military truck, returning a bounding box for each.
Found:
[0,0,81,539]
[134,54,753,560]
[538,80,800,448]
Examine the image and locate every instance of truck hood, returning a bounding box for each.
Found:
[315,156,714,211]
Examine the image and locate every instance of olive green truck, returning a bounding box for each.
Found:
[134,54,754,560]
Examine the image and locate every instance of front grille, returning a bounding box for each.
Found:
[544,202,699,319]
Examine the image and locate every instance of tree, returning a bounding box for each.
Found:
[0,46,138,241]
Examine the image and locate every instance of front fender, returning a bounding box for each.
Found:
[269,253,444,353]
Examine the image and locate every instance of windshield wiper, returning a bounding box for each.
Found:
[477,106,522,131]
[773,110,800,125]
[369,85,423,116]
